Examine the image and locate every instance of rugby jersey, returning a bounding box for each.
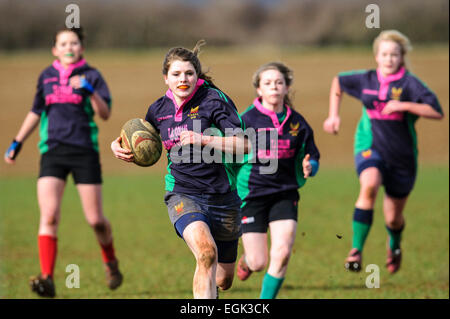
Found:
[31,59,111,153]
[339,67,442,174]
[236,97,320,201]
[145,79,245,194]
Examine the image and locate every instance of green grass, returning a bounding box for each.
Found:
[0,166,448,299]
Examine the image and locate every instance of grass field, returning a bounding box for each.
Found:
[0,47,448,299]
[0,166,448,299]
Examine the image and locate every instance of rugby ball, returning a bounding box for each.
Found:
[120,118,162,167]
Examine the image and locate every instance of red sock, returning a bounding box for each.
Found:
[38,235,57,278]
[100,241,117,263]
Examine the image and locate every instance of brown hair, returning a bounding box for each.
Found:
[253,61,294,108]
[162,40,213,84]
[54,26,84,46]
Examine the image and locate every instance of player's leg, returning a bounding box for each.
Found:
[382,170,414,274]
[241,232,269,273]
[237,198,270,281]
[346,166,382,271]
[260,219,297,299]
[383,194,408,274]
[37,176,66,271]
[31,176,66,297]
[182,220,218,299]
[77,183,122,289]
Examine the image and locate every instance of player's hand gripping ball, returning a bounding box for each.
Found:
[120,118,162,167]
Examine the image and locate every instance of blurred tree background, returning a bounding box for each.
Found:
[0,0,448,50]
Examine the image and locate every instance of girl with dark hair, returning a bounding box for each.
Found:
[4,27,122,297]
[111,41,248,299]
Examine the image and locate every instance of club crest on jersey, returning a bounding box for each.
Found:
[175,201,184,214]
[362,149,372,158]
[289,122,300,136]
[391,87,402,100]
[188,105,200,119]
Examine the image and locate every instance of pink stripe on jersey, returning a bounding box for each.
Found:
[362,89,378,95]
[253,97,292,136]
[366,102,404,121]
[166,79,205,122]
[376,67,405,100]
[52,58,87,86]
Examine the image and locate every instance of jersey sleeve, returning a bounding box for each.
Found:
[31,72,45,115]
[407,75,443,115]
[210,98,245,134]
[90,70,112,107]
[144,100,160,133]
[338,70,367,100]
[304,125,320,163]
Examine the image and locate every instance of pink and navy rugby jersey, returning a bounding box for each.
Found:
[236,97,320,201]
[338,67,442,174]
[31,59,111,154]
[145,79,245,195]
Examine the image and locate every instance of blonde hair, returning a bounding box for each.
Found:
[373,30,412,69]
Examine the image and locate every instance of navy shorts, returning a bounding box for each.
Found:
[240,189,299,233]
[355,149,416,199]
[164,191,242,263]
[39,144,102,184]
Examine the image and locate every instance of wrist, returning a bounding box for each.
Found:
[80,77,95,95]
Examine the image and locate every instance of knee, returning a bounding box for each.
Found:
[40,212,60,227]
[217,276,233,291]
[271,247,291,268]
[360,184,379,202]
[385,216,404,229]
[197,245,217,269]
[246,255,267,272]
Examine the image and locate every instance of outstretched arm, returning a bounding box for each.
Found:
[323,76,343,134]
[4,111,40,164]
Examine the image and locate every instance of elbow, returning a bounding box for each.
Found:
[100,110,111,121]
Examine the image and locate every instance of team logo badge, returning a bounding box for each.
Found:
[362,149,372,158]
[175,201,184,214]
[241,216,255,224]
[391,87,403,100]
[289,122,299,136]
[188,105,200,119]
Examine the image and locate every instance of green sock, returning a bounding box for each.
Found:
[386,224,404,250]
[352,208,374,251]
[260,273,284,299]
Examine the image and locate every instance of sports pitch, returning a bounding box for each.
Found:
[0,47,448,298]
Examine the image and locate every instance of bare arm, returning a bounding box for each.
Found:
[89,91,111,120]
[323,76,343,134]
[382,101,444,120]
[180,131,251,155]
[70,75,111,120]
[4,111,40,164]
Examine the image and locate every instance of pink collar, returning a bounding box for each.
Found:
[376,66,406,100]
[166,79,205,122]
[52,58,87,86]
[253,97,292,136]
